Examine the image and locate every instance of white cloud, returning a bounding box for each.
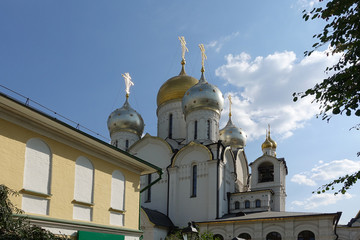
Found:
[291,159,360,186]
[291,192,352,209]
[216,49,341,140]
[205,32,239,53]
[291,174,317,186]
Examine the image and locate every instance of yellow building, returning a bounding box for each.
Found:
[0,92,161,240]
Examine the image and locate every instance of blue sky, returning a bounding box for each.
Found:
[1,0,359,224]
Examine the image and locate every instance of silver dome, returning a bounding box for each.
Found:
[219,117,247,148]
[107,98,144,137]
[182,72,224,116]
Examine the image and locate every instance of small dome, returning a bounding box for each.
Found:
[107,98,144,137]
[261,137,273,150]
[157,63,198,107]
[268,135,277,148]
[219,118,247,148]
[182,72,224,116]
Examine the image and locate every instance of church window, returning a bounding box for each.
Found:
[125,140,129,151]
[298,230,315,240]
[191,165,197,197]
[258,162,274,183]
[238,233,251,240]
[110,170,125,226]
[255,199,261,208]
[207,120,210,139]
[146,174,151,202]
[22,138,52,215]
[73,156,94,221]
[234,201,240,209]
[266,232,282,240]
[114,140,118,147]
[194,121,198,140]
[214,234,224,240]
[169,113,173,139]
[245,200,250,208]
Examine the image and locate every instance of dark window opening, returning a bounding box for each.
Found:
[194,121,198,140]
[258,162,274,183]
[169,114,173,139]
[146,174,151,202]
[266,232,282,240]
[125,140,129,151]
[207,120,210,139]
[238,233,251,240]
[235,201,240,209]
[298,231,315,240]
[192,165,197,197]
[245,200,250,209]
[255,199,261,208]
[214,234,224,240]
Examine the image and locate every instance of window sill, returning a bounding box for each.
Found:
[72,200,94,207]
[20,189,51,199]
[190,195,196,198]
[109,208,126,214]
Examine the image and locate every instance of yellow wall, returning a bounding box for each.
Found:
[0,118,140,230]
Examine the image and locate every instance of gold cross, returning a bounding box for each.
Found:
[178,36,188,62]
[199,44,207,72]
[122,72,134,98]
[228,94,232,117]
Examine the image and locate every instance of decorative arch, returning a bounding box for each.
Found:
[172,141,212,167]
[74,156,94,203]
[23,138,52,194]
[294,223,318,238]
[22,138,52,215]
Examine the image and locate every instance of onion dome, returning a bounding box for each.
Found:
[182,71,224,116]
[157,61,198,107]
[219,117,247,148]
[107,97,144,137]
[261,136,273,150]
[268,132,277,149]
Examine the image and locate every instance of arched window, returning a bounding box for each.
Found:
[168,113,173,139]
[266,232,282,240]
[110,170,125,226]
[245,200,250,208]
[255,199,261,208]
[214,234,224,240]
[22,138,52,215]
[258,162,274,183]
[191,165,197,197]
[73,156,94,221]
[234,201,240,209]
[238,233,251,240]
[207,119,211,139]
[194,121,198,140]
[298,230,315,240]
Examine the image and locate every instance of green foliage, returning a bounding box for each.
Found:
[0,184,68,240]
[293,0,360,121]
[293,0,360,195]
[313,171,360,195]
[166,229,222,240]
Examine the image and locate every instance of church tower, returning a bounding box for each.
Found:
[182,44,224,144]
[249,127,287,211]
[156,37,198,142]
[107,73,144,151]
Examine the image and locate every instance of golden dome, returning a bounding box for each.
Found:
[268,135,277,148]
[157,63,198,107]
[261,136,273,150]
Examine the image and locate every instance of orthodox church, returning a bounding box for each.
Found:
[106,38,359,240]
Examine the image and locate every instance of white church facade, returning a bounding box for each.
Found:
[106,38,360,240]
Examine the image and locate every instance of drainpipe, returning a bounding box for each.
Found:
[138,169,163,231]
[334,212,342,240]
